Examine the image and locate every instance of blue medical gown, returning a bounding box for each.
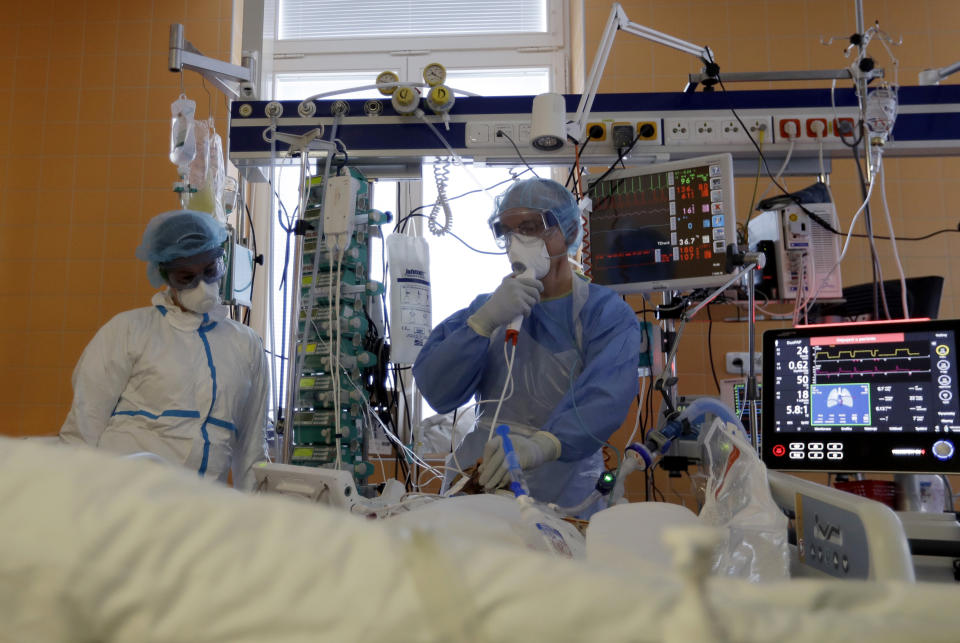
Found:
[413,274,644,513]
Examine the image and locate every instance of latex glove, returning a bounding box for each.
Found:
[467,275,543,337]
[479,430,562,491]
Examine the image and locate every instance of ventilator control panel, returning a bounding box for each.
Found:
[762,319,960,474]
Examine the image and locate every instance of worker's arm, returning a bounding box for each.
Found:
[232,335,269,491]
[412,295,494,413]
[59,313,138,446]
[543,289,643,462]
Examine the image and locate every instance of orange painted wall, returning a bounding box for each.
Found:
[583,0,960,505]
[0,1,235,437]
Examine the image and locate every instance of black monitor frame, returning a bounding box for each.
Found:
[584,153,738,294]
[761,318,960,474]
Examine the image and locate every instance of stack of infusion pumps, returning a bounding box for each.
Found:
[289,168,387,483]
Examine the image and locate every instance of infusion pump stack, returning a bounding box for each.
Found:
[748,195,842,302]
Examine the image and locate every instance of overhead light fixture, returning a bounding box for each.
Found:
[530,93,568,151]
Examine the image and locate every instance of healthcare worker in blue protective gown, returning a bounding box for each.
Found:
[59,210,269,491]
[413,178,644,517]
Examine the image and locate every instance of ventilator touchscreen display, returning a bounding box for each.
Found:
[585,153,737,294]
[762,320,960,473]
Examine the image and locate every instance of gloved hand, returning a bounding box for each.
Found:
[467,275,543,337]
[478,430,562,491]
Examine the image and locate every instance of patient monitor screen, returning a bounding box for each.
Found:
[762,319,960,473]
[585,153,736,294]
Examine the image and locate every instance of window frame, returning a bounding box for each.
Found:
[273,1,567,58]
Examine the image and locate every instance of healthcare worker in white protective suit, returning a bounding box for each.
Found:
[413,178,644,517]
[59,210,269,491]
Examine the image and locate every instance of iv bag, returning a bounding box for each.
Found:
[186,118,227,223]
[386,234,431,364]
[170,95,197,171]
[865,86,898,139]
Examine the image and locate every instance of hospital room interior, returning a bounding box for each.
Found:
[4,0,960,640]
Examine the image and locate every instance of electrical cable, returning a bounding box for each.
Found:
[709,66,944,322]
[829,78,863,148]
[850,134,886,318]
[854,140,893,318]
[583,131,642,202]
[803,157,881,317]
[317,349,442,478]
[417,109,495,206]
[793,251,809,326]
[427,158,453,236]
[624,388,646,448]
[398,213,505,255]
[712,68,797,202]
[394,168,536,233]
[288,115,341,469]
[706,304,720,395]
[496,130,540,178]
[486,341,518,440]
[741,130,765,243]
[877,157,910,317]
[754,136,794,207]
[242,195,258,278]
[564,137,591,191]
[265,112,282,428]
[332,253,344,470]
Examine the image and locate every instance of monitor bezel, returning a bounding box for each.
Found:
[585,153,739,295]
[761,318,960,475]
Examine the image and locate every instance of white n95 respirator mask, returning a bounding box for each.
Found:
[506,234,551,279]
[177,280,222,314]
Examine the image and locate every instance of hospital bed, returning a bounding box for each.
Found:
[6,437,960,643]
[252,457,928,583]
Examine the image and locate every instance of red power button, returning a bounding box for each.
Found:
[772,444,786,457]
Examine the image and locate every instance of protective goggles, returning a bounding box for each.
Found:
[490,208,560,248]
[160,248,226,290]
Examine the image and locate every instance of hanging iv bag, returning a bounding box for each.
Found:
[170,94,198,172]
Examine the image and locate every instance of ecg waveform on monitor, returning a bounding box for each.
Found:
[813,341,931,384]
[590,207,672,221]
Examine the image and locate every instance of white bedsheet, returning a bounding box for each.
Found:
[2,437,960,642]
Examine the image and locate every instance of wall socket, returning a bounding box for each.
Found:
[725,351,763,375]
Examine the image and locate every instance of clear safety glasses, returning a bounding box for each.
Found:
[161,252,226,290]
[490,208,560,248]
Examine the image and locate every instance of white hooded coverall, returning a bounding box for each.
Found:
[60,290,269,490]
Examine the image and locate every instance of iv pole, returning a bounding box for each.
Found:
[654,251,767,450]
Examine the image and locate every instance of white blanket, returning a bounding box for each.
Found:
[2,438,960,642]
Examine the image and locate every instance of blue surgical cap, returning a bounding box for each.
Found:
[491,178,582,252]
[135,210,228,287]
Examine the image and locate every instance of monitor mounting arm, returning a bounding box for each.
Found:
[569,2,717,143]
[919,60,960,85]
[168,23,258,100]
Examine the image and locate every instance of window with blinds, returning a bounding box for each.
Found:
[277,0,548,40]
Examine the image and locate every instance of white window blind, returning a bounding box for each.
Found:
[278,0,548,40]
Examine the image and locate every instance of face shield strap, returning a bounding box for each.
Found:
[161,246,225,270]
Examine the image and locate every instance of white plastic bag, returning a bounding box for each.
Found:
[417,406,475,455]
[386,233,431,364]
[186,118,227,223]
[169,94,197,171]
[696,418,790,582]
